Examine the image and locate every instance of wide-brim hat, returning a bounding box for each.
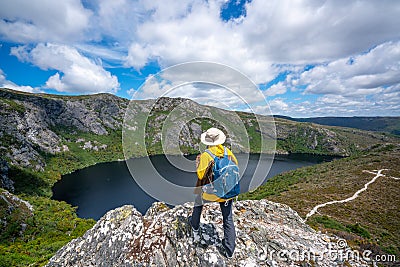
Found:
[200,128,226,146]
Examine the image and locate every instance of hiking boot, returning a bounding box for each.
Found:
[187,215,201,243]
[217,242,233,259]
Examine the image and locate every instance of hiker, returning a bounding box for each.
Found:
[188,127,239,258]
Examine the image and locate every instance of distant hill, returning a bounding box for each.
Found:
[1,87,394,175]
[274,115,400,135]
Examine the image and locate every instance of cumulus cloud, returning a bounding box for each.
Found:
[132,62,268,111]
[0,0,92,43]
[3,0,399,86]
[11,43,120,93]
[264,82,287,97]
[247,40,400,117]
[124,0,279,83]
[123,0,400,84]
[260,89,400,117]
[75,44,126,64]
[241,0,400,63]
[0,68,41,93]
[2,0,400,77]
[268,98,289,112]
[296,41,400,96]
[1,0,400,116]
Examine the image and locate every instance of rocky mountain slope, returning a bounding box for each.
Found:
[45,200,369,267]
[0,159,13,192]
[0,88,128,170]
[276,116,400,136]
[0,88,393,173]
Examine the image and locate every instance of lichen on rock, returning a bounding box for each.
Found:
[46,200,369,267]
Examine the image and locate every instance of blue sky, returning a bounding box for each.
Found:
[0,0,399,117]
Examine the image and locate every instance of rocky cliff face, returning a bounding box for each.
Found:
[0,88,391,172]
[0,89,128,170]
[46,200,368,267]
[0,158,13,192]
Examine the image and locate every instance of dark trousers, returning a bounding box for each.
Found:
[190,194,236,256]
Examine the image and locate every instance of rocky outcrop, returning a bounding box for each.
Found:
[46,200,368,267]
[0,189,34,238]
[0,158,13,192]
[0,89,127,169]
[1,88,390,170]
[275,121,350,155]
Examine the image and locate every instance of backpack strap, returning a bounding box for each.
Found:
[206,147,228,159]
[203,150,217,186]
[205,149,218,161]
[223,146,234,161]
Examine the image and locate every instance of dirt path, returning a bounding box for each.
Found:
[304,169,399,222]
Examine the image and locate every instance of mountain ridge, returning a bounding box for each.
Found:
[1,87,399,266]
[1,87,394,173]
[274,115,400,135]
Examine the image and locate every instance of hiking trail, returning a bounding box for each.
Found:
[304,169,399,222]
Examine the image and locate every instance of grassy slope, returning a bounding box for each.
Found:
[0,128,124,267]
[0,194,95,267]
[240,145,400,258]
[0,126,124,266]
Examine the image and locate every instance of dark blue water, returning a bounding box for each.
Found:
[52,154,335,220]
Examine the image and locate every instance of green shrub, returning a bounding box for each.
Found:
[310,215,348,231]
[0,196,95,266]
[346,223,371,239]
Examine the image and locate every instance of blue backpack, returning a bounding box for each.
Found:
[203,147,240,199]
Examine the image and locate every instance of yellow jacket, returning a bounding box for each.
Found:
[197,144,238,202]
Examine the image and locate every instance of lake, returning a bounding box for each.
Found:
[52,154,335,220]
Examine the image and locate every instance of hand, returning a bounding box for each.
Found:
[196,154,201,168]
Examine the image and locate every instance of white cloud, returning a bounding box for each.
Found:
[297,41,400,96]
[3,0,399,87]
[0,0,92,43]
[241,0,400,63]
[124,0,278,83]
[258,46,400,116]
[165,83,247,110]
[261,87,400,117]
[127,88,136,97]
[264,82,287,97]
[1,0,400,117]
[131,62,268,111]
[2,0,400,75]
[11,43,120,93]
[89,0,154,46]
[75,44,126,65]
[0,69,41,93]
[269,98,289,112]
[123,0,400,84]
[125,43,152,70]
